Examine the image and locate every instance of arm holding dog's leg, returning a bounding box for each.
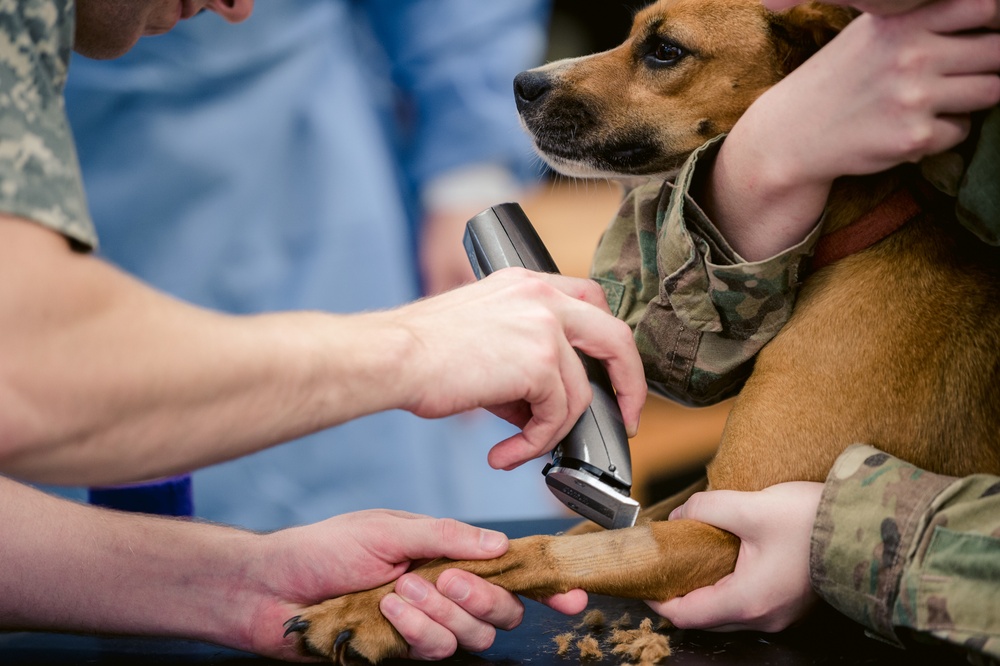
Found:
[655,447,1000,662]
[0,476,582,662]
[705,0,1000,260]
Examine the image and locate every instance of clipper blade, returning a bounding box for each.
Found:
[545,466,640,530]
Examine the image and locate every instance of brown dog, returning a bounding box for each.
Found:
[287,0,1000,661]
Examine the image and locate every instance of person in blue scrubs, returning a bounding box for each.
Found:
[65,0,563,528]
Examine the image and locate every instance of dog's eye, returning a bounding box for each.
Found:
[649,41,686,66]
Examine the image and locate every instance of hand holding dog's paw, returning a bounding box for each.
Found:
[283,558,586,663]
[291,576,522,665]
[241,510,526,662]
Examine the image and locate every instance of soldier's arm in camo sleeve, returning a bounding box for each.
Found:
[811,444,1000,661]
[0,0,96,249]
[955,106,1000,246]
[590,136,822,407]
[925,105,1000,246]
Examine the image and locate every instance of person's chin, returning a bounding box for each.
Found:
[73,30,143,59]
[142,23,176,37]
[142,10,181,38]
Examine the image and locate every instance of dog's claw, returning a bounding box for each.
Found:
[283,615,310,637]
[334,630,352,651]
[333,630,356,665]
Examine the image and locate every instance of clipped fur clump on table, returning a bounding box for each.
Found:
[552,612,672,665]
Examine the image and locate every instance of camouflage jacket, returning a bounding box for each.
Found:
[591,110,998,408]
[928,106,1000,247]
[589,136,821,407]
[0,0,96,248]
[813,445,1000,663]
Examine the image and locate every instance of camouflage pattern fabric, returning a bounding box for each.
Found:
[921,106,999,246]
[0,0,95,249]
[812,445,1000,662]
[956,106,1000,246]
[589,136,820,406]
[591,115,997,409]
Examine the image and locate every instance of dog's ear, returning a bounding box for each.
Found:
[768,2,858,75]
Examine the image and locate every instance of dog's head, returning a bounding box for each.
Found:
[515,0,855,180]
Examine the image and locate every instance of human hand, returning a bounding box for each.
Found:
[750,0,1000,184]
[764,0,931,14]
[646,483,823,632]
[382,268,645,470]
[763,0,999,26]
[246,510,588,661]
[708,0,1000,259]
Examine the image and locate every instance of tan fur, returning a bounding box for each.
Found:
[576,635,604,661]
[290,1,1000,661]
[610,617,673,664]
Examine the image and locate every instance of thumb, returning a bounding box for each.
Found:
[389,517,510,562]
[668,490,753,535]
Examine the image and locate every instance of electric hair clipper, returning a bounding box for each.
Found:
[464,203,640,530]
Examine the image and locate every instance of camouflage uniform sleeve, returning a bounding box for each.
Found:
[811,444,1000,661]
[921,105,999,246]
[589,135,820,406]
[955,106,1000,246]
[0,0,96,249]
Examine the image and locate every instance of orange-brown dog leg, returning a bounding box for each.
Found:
[289,518,737,664]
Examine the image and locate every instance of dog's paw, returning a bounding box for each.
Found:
[284,587,407,665]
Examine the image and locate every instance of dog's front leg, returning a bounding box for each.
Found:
[289,520,738,664]
[519,519,738,602]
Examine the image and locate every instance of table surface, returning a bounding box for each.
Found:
[0,518,969,665]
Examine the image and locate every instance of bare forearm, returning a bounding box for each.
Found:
[0,215,648,483]
[700,104,831,262]
[0,217,411,484]
[0,478,556,662]
[0,476,259,649]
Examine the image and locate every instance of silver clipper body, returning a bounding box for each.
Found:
[464,203,640,530]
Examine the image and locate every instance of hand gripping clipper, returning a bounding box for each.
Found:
[464,203,640,530]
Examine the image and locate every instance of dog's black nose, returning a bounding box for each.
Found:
[514,70,551,111]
